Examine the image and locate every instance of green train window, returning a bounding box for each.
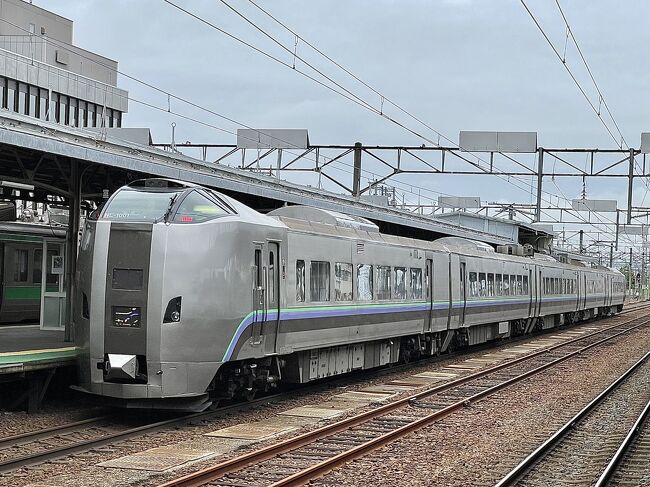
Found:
[13,249,28,282]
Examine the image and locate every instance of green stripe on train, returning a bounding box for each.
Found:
[3,286,60,300]
[0,233,43,243]
[0,348,78,365]
[4,286,41,300]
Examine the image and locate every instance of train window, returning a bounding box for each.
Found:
[495,274,503,295]
[269,251,275,304]
[425,266,430,300]
[522,275,529,295]
[13,249,28,282]
[469,272,478,298]
[335,263,353,301]
[487,274,494,297]
[296,260,305,302]
[510,274,517,296]
[394,267,407,299]
[516,276,523,296]
[310,261,330,302]
[173,190,228,223]
[503,275,510,296]
[376,266,391,300]
[410,268,423,299]
[478,273,487,297]
[357,264,373,301]
[103,188,184,221]
[46,249,62,287]
[33,249,42,284]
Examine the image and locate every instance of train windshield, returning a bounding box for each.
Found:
[102,188,183,222]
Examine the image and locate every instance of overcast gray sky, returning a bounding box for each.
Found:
[33,0,650,254]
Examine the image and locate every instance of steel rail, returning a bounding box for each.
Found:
[0,391,294,474]
[157,313,650,487]
[594,395,650,486]
[0,415,110,450]
[0,317,547,474]
[494,350,650,487]
[4,307,646,477]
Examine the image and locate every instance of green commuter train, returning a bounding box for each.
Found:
[0,222,66,324]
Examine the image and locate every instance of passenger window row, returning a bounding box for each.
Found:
[468,272,528,298]
[296,260,424,303]
[11,248,59,285]
[586,279,605,294]
[544,277,576,295]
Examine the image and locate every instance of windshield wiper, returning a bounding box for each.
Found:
[158,193,179,223]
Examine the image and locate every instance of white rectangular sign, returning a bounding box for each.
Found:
[459,131,537,153]
[438,196,481,208]
[237,129,309,149]
[571,199,617,212]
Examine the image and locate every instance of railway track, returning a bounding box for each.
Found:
[156,312,650,487]
[595,396,650,486]
[2,305,648,478]
[0,398,291,475]
[495,351,650,487]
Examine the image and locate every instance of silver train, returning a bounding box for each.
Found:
[74,178,626,410]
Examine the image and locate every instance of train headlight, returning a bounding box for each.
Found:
[163,296,182,323]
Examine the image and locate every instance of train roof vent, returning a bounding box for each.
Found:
[496,244,524,256]
[128,178,197,189]
[268,206,379,232]
[432,237,495,253]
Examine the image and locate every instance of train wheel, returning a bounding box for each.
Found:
[243,389,257,402]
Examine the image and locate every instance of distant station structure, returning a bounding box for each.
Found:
[0,0,127,128]
[0,0,129,410]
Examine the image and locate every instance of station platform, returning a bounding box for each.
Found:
[0,325,77,412]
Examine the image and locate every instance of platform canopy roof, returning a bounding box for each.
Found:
[0,111,523,245]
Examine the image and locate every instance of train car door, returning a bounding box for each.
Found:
[459,261,467,325]
[251,244,265,344]
[534,268,542,317]
[263,242,280,354]
[528,269,537,318]
[425,258,433,331]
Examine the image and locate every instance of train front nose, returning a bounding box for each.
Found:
[101,222,152,384]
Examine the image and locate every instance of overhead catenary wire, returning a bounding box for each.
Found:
[1,6,635,252]
[190,0,636,246]
[521,0,649,195]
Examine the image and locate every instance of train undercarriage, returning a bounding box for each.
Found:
[208,305,624,403]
